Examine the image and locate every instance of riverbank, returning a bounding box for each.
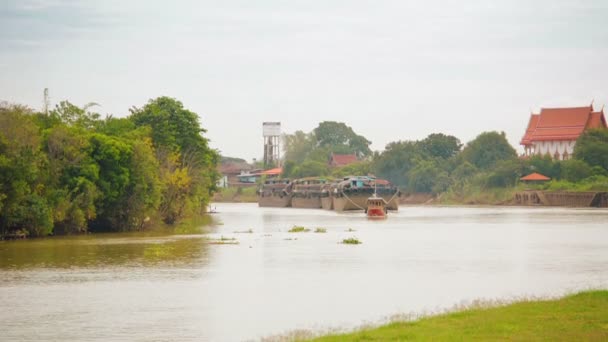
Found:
[305,290,608,341]
[213,187,258,203]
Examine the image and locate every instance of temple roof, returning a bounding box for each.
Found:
[520,105,606,145]
[329,153,358,167]
[520,172,551,181]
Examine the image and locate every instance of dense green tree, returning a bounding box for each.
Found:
[408,160,449,193]
[131,97,219,224]
[486,159,525,188]
[561,159,593,182]
[283,131,315,164]
[525,155,561,179]
[313,121,372,156]
[332,161,372,178]
[461,131,517,170]
[573,128,608,171]
[0,104,52,237]
[419,133,462,159]
[373,141,421,186]
[291,160,331,178]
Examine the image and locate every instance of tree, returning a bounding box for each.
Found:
[461,131,517,170]
[372,141,421,186]
[408,160,449,193]
[573,128,608,171]
[313,121,372,157]
[0,104,52,237]
[419,133,462,159]
[332,161,372,178]
[525,155,561,179]
[561,159,593,182]
[130,97,219,223]
[283,130,315,164]
[291,160,331,178]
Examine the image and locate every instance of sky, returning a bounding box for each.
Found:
[1,0,608,162]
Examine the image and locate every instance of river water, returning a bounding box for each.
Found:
[1,203,607,341]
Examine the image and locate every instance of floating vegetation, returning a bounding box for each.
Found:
[314,228,327,233]
[341,237,361,245]
[208,236,239,245]
[345,228,357,232]
[234,229,254,234]
[288,225,310,233]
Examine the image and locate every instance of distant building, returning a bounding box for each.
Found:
[328,153,358,167]
[520,105,606,160]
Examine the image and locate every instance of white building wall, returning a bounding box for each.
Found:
[530,140,575,160]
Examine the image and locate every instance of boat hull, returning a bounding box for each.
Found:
[333,193,399,211]
[321,196,333,210]
[291,196,322,209]
[258,195,291,207]
[333,195,368,211]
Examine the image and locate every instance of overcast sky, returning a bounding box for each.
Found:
[1,0,607,161]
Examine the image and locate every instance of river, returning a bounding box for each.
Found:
[1,203,607,341]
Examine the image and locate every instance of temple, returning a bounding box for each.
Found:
[520,104,606,160]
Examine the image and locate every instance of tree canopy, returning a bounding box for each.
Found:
[0,97,218,238]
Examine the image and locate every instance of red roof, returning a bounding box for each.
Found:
[521,114,540,145]
[329,153,358,167]
[261,167,282,175]
[520,172,551,181]
[520,106,607,145]
[588,112,607,129]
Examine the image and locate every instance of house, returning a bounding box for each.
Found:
[218,158,253,187]
[520,104,606,160]
[236,167,283,184]
[328,153,358,167]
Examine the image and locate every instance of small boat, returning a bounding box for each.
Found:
[366,196,388,219]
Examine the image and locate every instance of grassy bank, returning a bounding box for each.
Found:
[213,186,258,203]
[306,290,608,341]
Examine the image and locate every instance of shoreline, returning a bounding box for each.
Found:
[264,290,608,341]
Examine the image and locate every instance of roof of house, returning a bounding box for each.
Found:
[260,167,283,176]
[521,105,606,145]
[329,153,358,167]
[520,172,551,181]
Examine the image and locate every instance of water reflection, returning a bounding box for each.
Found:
[0,231,211,271]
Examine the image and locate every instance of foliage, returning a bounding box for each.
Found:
[408,160,449,194]
[573,128,608,171]
[288,225,310,233]
[313,121,372,157]
[419,133,462,159]
[130,97,219,224]
[461,131,517,170]
[561,159,594,182]
[289,160,331,178]
[282,122,372,177]
[0,97,218,238]
[341,237,361,244]
[373,141,421,186]
[331,161,372,178]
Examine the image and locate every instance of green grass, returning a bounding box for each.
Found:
[289,225,311,233]
[213,186,258,203]
[307,290,608,341]
[341,237,361,245]
[314,228,327,233]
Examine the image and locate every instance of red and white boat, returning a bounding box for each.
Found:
[366,195,388,219]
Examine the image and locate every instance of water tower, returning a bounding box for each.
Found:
[263,122,281,168]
